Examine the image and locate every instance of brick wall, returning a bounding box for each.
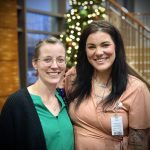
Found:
[0,0,19,110]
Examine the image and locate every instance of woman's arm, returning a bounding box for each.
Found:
[128,127,150,150]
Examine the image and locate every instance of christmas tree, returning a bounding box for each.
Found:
[60,0,107,67]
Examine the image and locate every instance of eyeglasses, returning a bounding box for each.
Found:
[37,56,66,65]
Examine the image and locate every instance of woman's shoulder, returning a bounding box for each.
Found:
[2,88,29,109]
[120,75,150,109]
[127,75,148,90]
[65,67,76,92]
[65,66,76,77]
[8,88,28,99]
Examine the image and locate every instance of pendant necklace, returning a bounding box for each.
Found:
[94,79,110,105]
[94,82,106,104]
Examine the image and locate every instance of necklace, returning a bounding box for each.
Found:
[94,82,106,105]
[95,82,107,88]
[93,79,111,105]
[95,91,106,105]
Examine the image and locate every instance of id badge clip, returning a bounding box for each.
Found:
[111,101,124,136]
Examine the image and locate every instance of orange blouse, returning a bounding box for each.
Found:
[66,73,150,150]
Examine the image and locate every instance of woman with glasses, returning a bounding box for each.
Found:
[0,37,74,150]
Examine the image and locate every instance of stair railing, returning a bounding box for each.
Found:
[132,12,150,29]
[106,0,150,88]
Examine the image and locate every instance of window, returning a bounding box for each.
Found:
[17,0,66,86]
[26,13,58,32]
[26,0,58,13]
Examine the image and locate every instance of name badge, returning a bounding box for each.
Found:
[111,115,123,136]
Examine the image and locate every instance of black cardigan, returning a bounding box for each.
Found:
[0,88,47,150]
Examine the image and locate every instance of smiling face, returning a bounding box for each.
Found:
[33,43,66,86]
[86,31,116,75]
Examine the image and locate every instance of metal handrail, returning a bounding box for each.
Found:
[106,0,150,88]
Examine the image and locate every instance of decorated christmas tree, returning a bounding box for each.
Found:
[60,0,107,67]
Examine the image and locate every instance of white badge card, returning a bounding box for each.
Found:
[111,116,124,136]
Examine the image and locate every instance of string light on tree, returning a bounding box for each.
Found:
[60,0,107,67]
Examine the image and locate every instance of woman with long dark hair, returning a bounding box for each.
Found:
[65,21,150,150]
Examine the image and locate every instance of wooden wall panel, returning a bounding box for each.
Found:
[0,0,19,110]
[0,29,18,60]
[0,62,19,96]
[0,0,17,28]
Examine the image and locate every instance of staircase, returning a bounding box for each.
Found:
[106,0,150,89]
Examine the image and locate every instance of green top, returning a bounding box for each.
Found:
[31,91,74,150]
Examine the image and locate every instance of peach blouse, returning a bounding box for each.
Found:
[66,73,150,150]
